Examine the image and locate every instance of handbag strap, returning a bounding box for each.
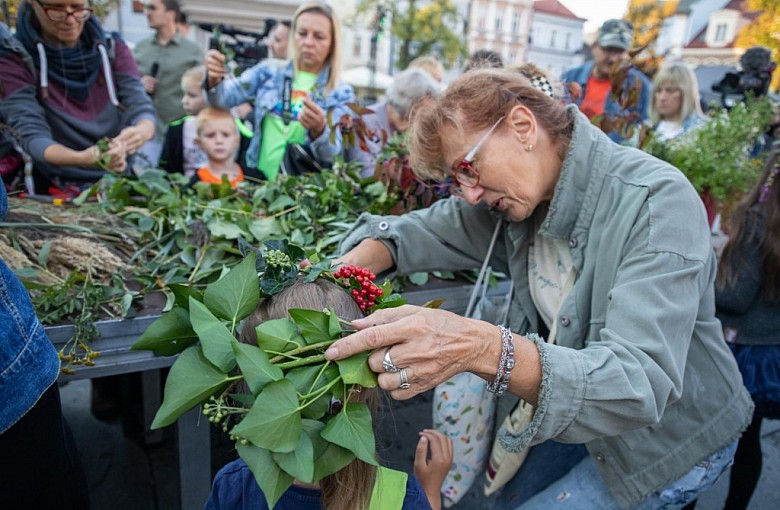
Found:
[281,76,293,125]
[465,219,502,319]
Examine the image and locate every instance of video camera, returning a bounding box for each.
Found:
[199,20,277,73]
[712,46,777,108]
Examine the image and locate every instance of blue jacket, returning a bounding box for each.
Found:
[0,184,60,433]
[562,61,651,144]
[204,458,432,510]
[206,60,355,171]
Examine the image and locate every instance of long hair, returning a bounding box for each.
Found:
[239,278,376,510]
[288,1,343,93]
[649,62,706,124]
[717,150,780,300]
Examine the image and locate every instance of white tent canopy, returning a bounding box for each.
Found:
[341,66,395,90]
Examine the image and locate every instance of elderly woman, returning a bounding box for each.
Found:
[326,69,752,509]
[346,67,440,177]
[205,1,354,180]
[0,3,155,195]
[649,62,707,141]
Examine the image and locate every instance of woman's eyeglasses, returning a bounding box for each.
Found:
[451,116,505,194]
[35,0,93,22]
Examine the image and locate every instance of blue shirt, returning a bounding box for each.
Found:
[204,458,432,510]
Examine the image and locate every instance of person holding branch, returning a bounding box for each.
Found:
[326,69,752,510]
[203,1,353,180]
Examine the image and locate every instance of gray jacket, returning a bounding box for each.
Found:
[340,107,753,508]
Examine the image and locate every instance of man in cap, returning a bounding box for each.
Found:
[562,19,651,143]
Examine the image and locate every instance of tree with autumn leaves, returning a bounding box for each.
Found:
[355,0,466,70]
[625,0,679,78]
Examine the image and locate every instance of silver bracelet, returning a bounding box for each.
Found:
[487,325,515,396]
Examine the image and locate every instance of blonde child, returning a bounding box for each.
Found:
[189,107,247,188]
[160,66,252,177]
[205,279,453,510]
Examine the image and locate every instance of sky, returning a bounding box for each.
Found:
[557,0,630,33]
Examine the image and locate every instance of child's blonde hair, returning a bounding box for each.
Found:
[181,65,205,90]
[195,107,237,137]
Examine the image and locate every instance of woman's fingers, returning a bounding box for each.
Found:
[325,305,422,360]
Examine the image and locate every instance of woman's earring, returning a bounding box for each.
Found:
[525,144,534,152]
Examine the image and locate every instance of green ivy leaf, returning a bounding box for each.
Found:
[248,217,282,241]
[313,440,355,482]
[169,284,203,310]
[289,308,332,344]
[232,340,283,395]
[204,252,259,323]
[189,297,237,372]
[131,307,198,356]
[336,351,378,388]
[231,379,301,453]
[286,365,336,420]
[320,402,378,466]
[271,425,315,482]
[255,318,304,353]
[236,442,294,510]
[151,346,231,428]
[207,219,244,239]
[303,419,356,482]
[407,272,429,286]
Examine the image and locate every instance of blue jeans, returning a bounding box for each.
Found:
[498,440,737,510]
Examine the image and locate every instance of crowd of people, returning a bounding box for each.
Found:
[0,1,779,509]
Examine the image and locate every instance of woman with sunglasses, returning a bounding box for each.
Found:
[204,1,353,180]
[326,69,753,510]
[0,0,155,195]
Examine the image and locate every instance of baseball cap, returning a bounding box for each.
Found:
[598,19,633,51]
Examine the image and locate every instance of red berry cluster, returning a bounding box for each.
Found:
[332,265,383,313]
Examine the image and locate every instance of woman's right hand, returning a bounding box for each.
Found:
[88,139,126,173]
[204,49,226,89]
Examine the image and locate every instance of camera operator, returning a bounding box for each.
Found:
[712,46,779,156]
[712,46,776,107]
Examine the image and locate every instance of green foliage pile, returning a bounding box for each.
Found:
[642,97,774,205]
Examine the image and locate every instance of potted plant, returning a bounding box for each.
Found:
[641,96,774,226]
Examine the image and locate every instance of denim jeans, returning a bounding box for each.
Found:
[500,440,737,510]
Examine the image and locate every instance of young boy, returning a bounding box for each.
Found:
[191,108,245,188]
[160,66,252,177]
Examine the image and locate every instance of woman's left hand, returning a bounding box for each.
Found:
[299,96,326,139]
[325,305,489,399]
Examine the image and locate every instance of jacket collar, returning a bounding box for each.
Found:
[540,106,614,243]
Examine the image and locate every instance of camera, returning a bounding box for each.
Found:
[712,46,777,108]
[199,20,277,73]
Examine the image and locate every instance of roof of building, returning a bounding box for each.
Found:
[532,0,585,21]
[684,0,759,49]
[675,0,699,15]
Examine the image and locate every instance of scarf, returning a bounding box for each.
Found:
[15,1,108,103]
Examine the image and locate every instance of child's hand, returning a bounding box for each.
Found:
[413,429,453,510]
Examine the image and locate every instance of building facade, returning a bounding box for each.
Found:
[466,0,533,67]
[525,0,585,78]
